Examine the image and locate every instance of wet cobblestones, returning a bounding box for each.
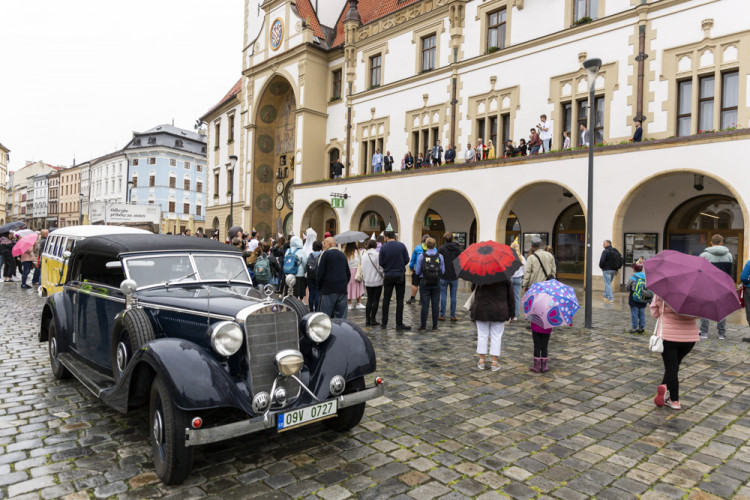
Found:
[2,282,750,499]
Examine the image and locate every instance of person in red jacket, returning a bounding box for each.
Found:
[651,295,699,410]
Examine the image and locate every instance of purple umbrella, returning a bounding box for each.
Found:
[643,249,741,322]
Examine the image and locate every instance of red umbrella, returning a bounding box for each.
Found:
[12,233,38,257]
[453,240,521,284]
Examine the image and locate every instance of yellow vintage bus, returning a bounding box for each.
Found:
[40,226,151,297]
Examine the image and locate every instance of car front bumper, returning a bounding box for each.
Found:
[183,382,385,447]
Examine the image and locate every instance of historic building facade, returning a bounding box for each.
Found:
[58,165,81,227]
[214,0,750,288]
[124,124,208,234]
[0,143,8,224]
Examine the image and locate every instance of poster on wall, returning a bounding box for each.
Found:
[522,233,549,254]
[453,232,467,250]
[624,233,658,264]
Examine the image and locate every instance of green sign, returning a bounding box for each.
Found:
[424,216,432,226]
[331,198,345,208]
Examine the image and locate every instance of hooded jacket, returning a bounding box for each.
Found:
[409,243,426,271]
[284,236,308,278]
[699,245,733,276]
[438,241,462,281]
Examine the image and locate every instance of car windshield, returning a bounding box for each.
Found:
[125,254,250,288]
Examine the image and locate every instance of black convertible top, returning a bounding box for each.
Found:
[73,233,241,258]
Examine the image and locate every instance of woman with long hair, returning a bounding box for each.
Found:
[344,242,365,309]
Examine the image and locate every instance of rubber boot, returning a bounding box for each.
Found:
[540,357,550,373]
[529,357,541,373]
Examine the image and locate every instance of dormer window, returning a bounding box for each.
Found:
[148,137,156,145]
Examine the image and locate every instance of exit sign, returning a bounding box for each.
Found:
[331,198,345,208]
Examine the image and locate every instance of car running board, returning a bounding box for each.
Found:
[58,353,115,399]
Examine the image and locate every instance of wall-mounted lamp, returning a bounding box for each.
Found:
[562,188,573,198]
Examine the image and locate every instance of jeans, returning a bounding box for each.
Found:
[381,273,406,326]
[420,283,440,328]
[439,279,458,318]
[372,164,382,173]
[320,293,348,319]
[630,305,646,329]
[512,276,522,317]
[21,261,32,286]
[699,318,726,338]
[476,321,505,356]
[542,139,551,152]
[307,280,320,312]
[365,285,382,324]
[661,340,695,402]
[602,270,617,300]
[530,145,540,155]
[32,265,40,285]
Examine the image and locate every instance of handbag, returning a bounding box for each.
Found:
[463,290,476,311]
[354,252,364,282]
[739,284,745,308]
[649,302,664,353]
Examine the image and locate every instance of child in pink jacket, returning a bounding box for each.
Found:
[651,295,699,410]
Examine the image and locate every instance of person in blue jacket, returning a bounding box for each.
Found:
[627,259,649,334]
[407,235,428,305]
[741,257,750,342]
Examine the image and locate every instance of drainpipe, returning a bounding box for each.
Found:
[346,83,352,177]
[635,24,648,122]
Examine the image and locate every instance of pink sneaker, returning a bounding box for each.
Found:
[665,398,681,410]
[654,384,667,407]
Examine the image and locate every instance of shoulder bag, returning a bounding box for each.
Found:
[649,301,664,353]
[463,290,476,311]
[532,253,554,281]
[368,252,384,279]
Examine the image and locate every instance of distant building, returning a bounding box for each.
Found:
[48,170,60,229]
[10,161,61,227]
[124,124,208,234]
[79,162,90,225]
[90,150,128,205]
[32,173,49,229]
[0,143,9,224]
[58,165,81,227]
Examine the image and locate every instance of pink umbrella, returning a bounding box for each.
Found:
[644,249,741,322]
[12,233,37,257]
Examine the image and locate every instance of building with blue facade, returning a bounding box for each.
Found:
[124,124,208,234]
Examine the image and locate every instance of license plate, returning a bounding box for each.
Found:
[277,400,337,431]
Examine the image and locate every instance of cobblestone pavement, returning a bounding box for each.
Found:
[2,281,750,499]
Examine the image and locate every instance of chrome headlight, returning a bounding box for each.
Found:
[210,321,243,356]
[304,312,332,343]
[275,349,304,376]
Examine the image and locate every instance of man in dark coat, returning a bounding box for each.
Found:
[378,230,411,331]
[316,237,350,319]
[438,232,462,321]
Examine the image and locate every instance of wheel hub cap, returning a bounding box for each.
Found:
[153,409,163,446]
[116,342,128,374]
[50,337,58,358]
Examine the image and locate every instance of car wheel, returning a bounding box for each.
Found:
[325,377,365,432]
[48,321,71,380]
[112,309,155,383]
[149,375,193,485]
[282,295,310,320]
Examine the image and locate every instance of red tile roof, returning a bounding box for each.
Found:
[201,78,242,120]
[333,0,421,47]
[296,0,325,39]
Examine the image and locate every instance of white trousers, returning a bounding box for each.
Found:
[476,321,505,357]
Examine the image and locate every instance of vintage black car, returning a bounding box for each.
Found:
[40,234,383,484]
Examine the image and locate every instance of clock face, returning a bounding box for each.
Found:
[275,195,285,211]
[284,181,294,209]
[276,180,285,194]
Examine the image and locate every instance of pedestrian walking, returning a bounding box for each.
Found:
[0,232,14,282]
[19,246,36,289]
[344,242,365,310]
[407,235,428,305]
[438,233,461,321]
[742,257,750,342]
[414,238,444,332]
[283,236,308,299]
[32,229,48,287]
[473,280,515,371]
[378,230,411,331]
[698,234,733,339]
[599,240,623,303]
[651,295,698,410]
[317,237,350,319]
[522,237,556,292]
[627,258,650,333]
[253,243,274,286]
[361,240,384,326]
[306,241,323,311]
[510,238,525,319]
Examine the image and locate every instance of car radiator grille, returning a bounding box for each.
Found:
[244,310,300,397]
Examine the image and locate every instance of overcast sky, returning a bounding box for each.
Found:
[0,1,245,172]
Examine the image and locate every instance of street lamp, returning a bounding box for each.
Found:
[227,155,238,227]
[78,193,84,225]
[582,57,601,329]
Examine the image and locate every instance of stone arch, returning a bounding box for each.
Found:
[612,168,749,271]
[349,194,401,236]
[413,189,479,249]
[300,199,341,239]
[252,70,301,114]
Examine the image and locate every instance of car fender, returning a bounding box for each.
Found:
[40,293,72,345]
[302,319,376,399]
[122,338,253,414]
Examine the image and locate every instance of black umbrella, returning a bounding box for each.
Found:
[0,221,25,234]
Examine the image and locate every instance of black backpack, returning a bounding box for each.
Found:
[306,252,319,281]
[422,254,441,286]
[610,248,624,270]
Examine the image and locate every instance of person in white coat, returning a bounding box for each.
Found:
[361,239,385,326]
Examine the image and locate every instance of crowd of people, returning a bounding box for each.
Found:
[0,228,48,288]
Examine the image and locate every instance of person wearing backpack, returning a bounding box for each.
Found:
[306,241,323,312]
[599,239,623,303]
[283,236,308,299]
[627,258,651,334]
[253,244,273,286]
[414,237,445,332]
